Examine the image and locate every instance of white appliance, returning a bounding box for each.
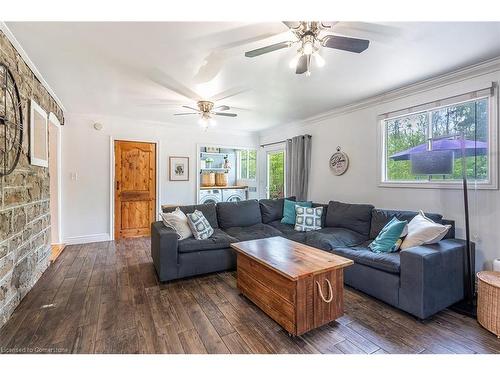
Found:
[222,189,247,202]
[199,189,222,204]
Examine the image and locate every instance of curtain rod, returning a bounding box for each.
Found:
[260,134,311,148]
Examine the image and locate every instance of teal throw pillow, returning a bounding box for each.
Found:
[369,217,407,253]
[281,199,312,225]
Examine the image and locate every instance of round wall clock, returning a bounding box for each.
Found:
[329,146,349,176]
[0,63,23,177]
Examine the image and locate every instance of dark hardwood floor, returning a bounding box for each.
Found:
[1,238,499,354]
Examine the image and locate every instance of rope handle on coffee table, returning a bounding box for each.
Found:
[316,279,334,303]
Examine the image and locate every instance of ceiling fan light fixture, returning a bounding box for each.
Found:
[302,35,315,55]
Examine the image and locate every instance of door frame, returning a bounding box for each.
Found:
[48,112,62,244]
[109,137,161,241]
[264,144,286,199]
[195,142,259,204]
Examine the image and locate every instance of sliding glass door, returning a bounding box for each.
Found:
[266,149,285,199]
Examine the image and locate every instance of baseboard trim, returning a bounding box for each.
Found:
[64,233,111,245]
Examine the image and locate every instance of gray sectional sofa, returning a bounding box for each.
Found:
[151,198,468,319]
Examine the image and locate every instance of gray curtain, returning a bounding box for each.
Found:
[285,135,312,201]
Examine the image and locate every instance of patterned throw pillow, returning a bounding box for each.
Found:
[186,210,214,240]
[160,208,193,240]
[294,206,323,232]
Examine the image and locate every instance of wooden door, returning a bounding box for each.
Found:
[114,140,156,239]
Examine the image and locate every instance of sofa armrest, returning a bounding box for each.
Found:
[151,221,179,282]
[399,239,466,319]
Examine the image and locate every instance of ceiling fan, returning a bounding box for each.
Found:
[174,100,237,129]
[145,69,248,130]
[244,21,370,76]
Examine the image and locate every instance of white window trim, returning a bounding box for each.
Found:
[264,145,287,199]
[377,90,498,190]
[237,148,257,181]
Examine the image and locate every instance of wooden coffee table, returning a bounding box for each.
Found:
[231,236,353,336]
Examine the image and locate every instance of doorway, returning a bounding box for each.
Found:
[114,140,157,239]
[48,113,63,261]
[266,148,286,199]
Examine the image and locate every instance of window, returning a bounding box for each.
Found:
[237,149,257,180]
[381,93,495,188]
[267,150,285,199]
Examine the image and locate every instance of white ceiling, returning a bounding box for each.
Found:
[7,22,500,132]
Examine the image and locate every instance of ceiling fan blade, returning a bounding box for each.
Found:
[214,112,237,117]
[210,87,248,102]
[174,112,199,116]
[193,50,227,84]
[282,21,301,30]
[295,55,308,74]
[214,105,230,111]
[332,22,401,43]
[182,105,199,111]
[149,69,201,101]
[322,35,370,53]
[192,23,290,83]
[245,41,292,57]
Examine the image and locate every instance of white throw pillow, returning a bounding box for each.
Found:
[400,210,451,250]
[161,208,193,240]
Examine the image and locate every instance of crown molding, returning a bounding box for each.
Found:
[0,22,66,112]
[261,55,500,137]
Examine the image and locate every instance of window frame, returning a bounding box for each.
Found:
[237,148,257,181]
[378,92,498,190]
[265,147,286,199]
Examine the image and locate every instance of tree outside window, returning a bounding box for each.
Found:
[385,97,489,183]
[268,151,285,199]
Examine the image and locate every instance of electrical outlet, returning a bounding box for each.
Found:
[70,172,78,181]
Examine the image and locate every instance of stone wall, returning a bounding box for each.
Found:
[0,30,64,327]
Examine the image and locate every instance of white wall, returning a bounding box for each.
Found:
[260,62,500,272]
[62,113,258,244]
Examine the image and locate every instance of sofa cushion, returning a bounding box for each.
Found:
[370,209,443,239]
[267,220,295,235]
[178,228,238,253]
[325,201,374,236]
[163,203,219,229]
[305,227,368,251]
[223,223,282,242]
[332,243,401,274]
[259,196,296,224]
[266,220,306,243]
[217,200,262,229]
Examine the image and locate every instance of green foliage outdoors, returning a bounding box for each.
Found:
[386,98,488,181]
[268,151,285,199]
